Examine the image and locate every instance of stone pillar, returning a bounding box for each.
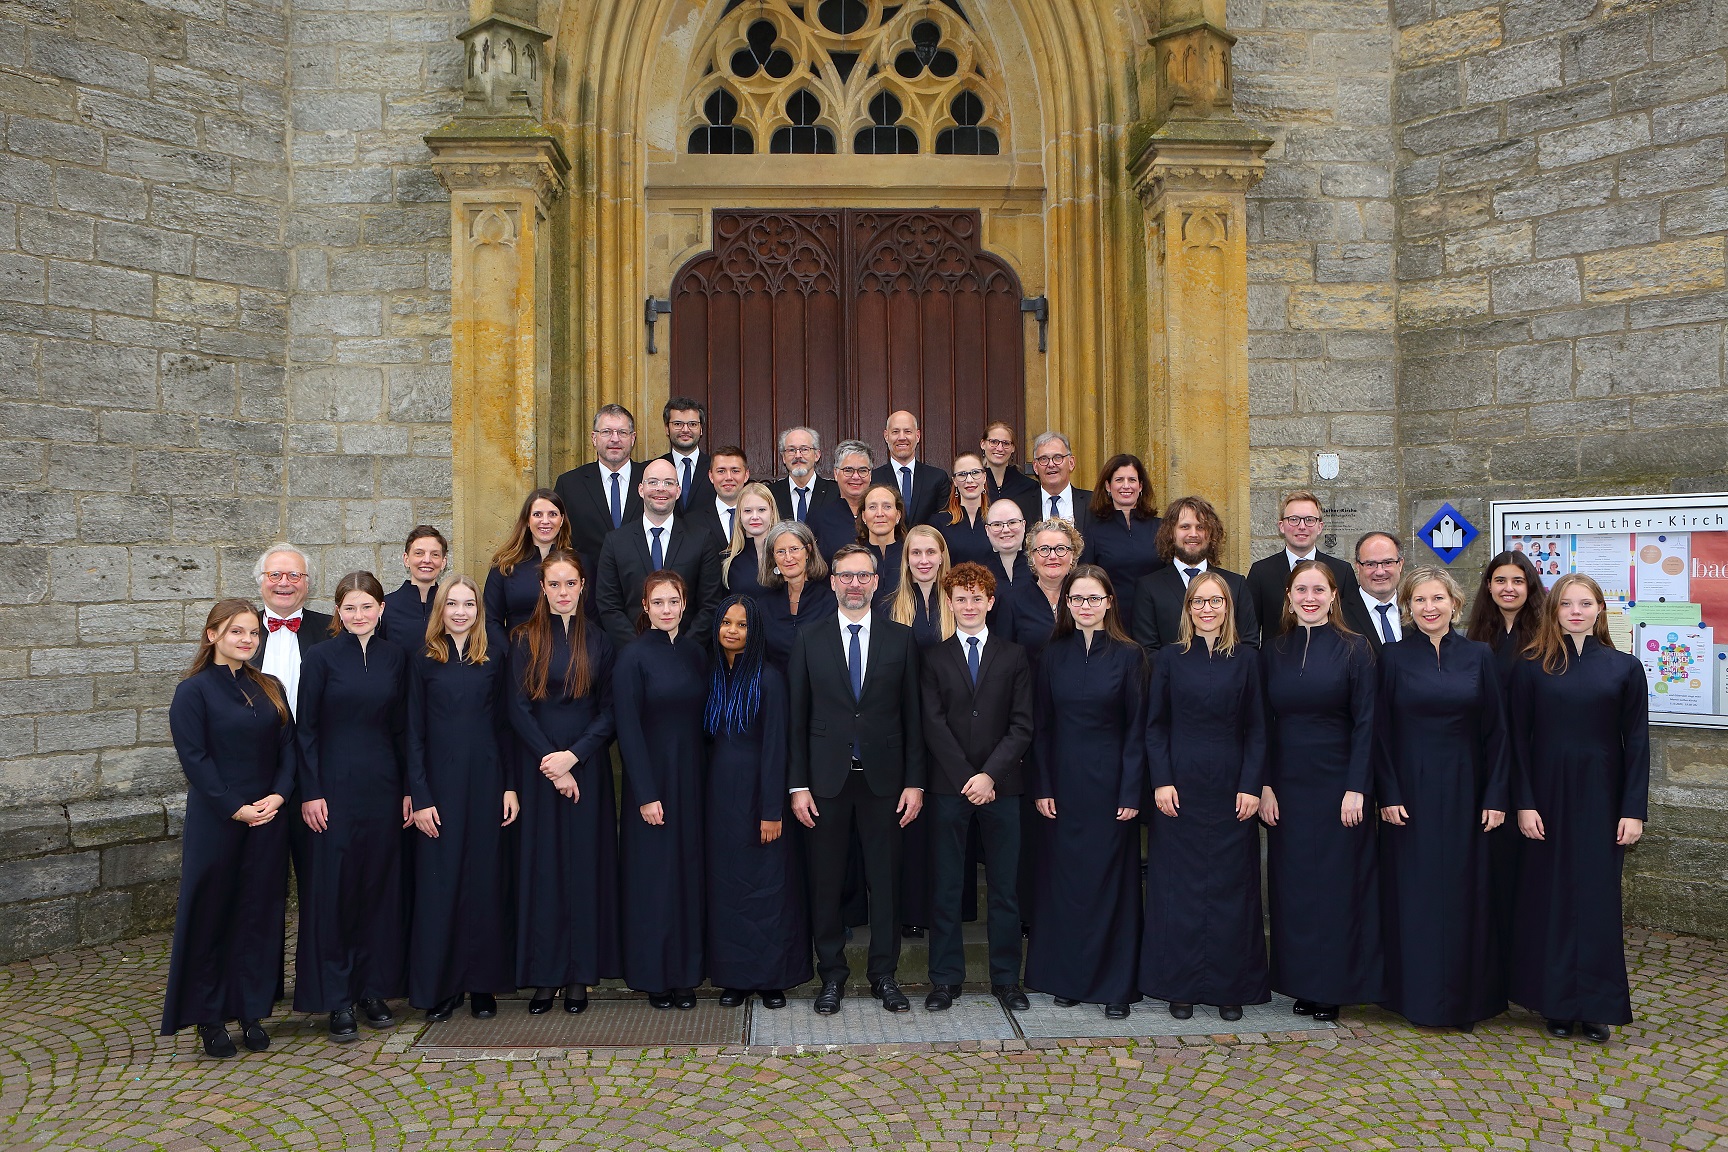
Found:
[1131,2,1269,572]
[425,11,567,572]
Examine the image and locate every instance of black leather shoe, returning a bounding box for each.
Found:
[648,992,674,1010]
[901,924,926,938]
[813,981,844,1015]
[240,1019,269,1052]
[1219,1005,1243,1022]
[1311,1004,1339,1022]
[527,987,557,1015]
[426,994,462,1023]
[718,989,748,1007]
[329,1009,359,1042]
[872,977,911,1012]
[359,999,396,1029]
[1168,1002,1193,1020]
[1581,1021,1610,1043]
[471,993,497,1019]
[924,984,958,1012]
[1292,999,1316,1016]
[198,1023,237,1058]
[760,989,787,1009]
[1457,1021,1475,1033]
[1545,1018,1574,1037]
[673,988,697,1010]
[992,984,1030,1012]
[564,988,588,1014]
[1105,1003,1130,1020]
[1052,996,1080,1007]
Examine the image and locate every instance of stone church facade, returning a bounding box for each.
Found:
[1,0,1724,957]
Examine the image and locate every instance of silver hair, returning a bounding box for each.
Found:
[1031,430,1072,457]
[832,439,875,467]
[253,543,311,585]
[760,520,829,588]
[591,402,636,433]
[777,425,822,457]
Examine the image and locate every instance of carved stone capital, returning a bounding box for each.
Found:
[1129,134,1270,210]
[425,130,571,203]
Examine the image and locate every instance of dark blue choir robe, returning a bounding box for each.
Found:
[1508,638,1648,1026]
[896,583,948,928]
[378,579,437,649]
[162,664,297,1033]
[705,664,812,991]
[1375,630,1510,1028]
[1483,625,1527,980]
[984,551,1030,633]
[938,507,993,567]
[614,628,709,993]
[1261,625,1384,1007]
[1087,512,1164,633]
[868,540,904,607]
[405,630,514,1007]
[1025,632,1147,1005]
[997,578,1063,667]
[484,560,546,637]
[723,544,768,599]
[293,632,410,1013]
[507,622,620,989]
[1142,639,1270,1008]
[986,464,1038,505]
[760,582,837,672]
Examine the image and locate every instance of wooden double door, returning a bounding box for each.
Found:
[669,208,1025,472]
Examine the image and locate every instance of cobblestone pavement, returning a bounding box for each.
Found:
[1,927,1722,1150]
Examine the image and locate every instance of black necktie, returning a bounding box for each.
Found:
[1376,602,1396,644]
[795,486,809,522]
[650,526,664,570]
[1184,566,1200,583]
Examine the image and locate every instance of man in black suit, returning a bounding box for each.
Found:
[1243,490,1360,642]
[1131,495,1260,651]
[790,544,925,1015]
[919,561,1033,1014]
[808,440,877,561]
[1342,530,1405,652]
[595,458,723,649]
[1013,431,1095,549]
[553,403,645,582]
[769,426,840,524]
[659,396,713,514]
[681,445,750,550]
[872,410,951,527]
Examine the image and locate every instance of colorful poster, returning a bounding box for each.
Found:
[1639,625,1713,715]
[1508,534,1569,587]
[1635,533,1690,602]
[1570,533,1633,600]
[1690,531,1728,636]
[1603,598,1633,654]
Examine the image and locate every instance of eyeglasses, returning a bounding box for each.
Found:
[983,438,1014,449]
[1281,515,1322,527]
[263,572,307,584]
[1066,594,1108,608]
[667,420,702,431]
[836,466,872,477]
[833,571,877,584]
[1358,558,1402,570]
[986,518,1024,530]
[952,469,985,481]
[595,429,633,440]
[1031,544,1073,557]
[642,478,679,490]
[1032,453,1071,467]
[783,445,816,456]
[772,546,807,558]
[1190,595,1227,610]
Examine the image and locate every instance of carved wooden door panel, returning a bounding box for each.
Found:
[670,208,1023,471]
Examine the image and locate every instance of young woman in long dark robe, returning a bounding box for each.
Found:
[704,594,812,1008]
[1258,560,1382,1023]
[1509,573,1648,1043]
[1376,565,1510,1031]
[507,549,619,1015]
[294,571,411,1041]
[1142,570,1269,1022]
[406,574,517,1022]
[163,600,295,1059]
[1025,565,1145,1019]
[485,489,573,635]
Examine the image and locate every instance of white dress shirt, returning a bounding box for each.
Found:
[1361,587,1402,643]
[1284,546,1317,568]
[1040,484,1077,522]
[714,496,737,542]
[956,623,989,666]
[260,609,305,718]
[670,448,701,493]
[642,513,674,552]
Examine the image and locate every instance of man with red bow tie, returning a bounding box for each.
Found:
[250,543,332,717]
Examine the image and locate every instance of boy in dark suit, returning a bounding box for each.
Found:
[919,562,1034,1013]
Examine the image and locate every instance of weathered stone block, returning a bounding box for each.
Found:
[45,261,154,318]
[28,31,151,95]
[379,455,450,494]
[76,887,134,946]
[20,210,94,260]
[1315,243,1393,284]
[1466,39,1561,102]
[1531,201,1660,261]
[1398,275,1491,326]
[1403,350,1495,410]
[47,546,130,604]
[1491,259,1581,313]
[1489,437,1577,480]
[1651,93,1728,145]
[1402,107,1502,156]
[66,797,164,848]
[1576,326,1724,395]
[1401,443,1489,487]
[99,839,179,887]
[75,496,172,546]
[0,492,78,544]
[149,188,279,245]
[1538,115,1652,170]
[36,709,136,754]
[1526,397,1629,436]
[0,897,79,963]
[130,547,219,600]
[1402,186,1493,236]
[1628,290,1728,330]
[193,237,289,291]
[1493,163,1615,220]
[0,807,71,860]
[1294,359,1395,412]
[1496,342,1573,404]
[1394,62,1461,121]
[1248,416,1330,448]
[94,222,194,277]
[97,744,182,796]
[287,455,374,499]
[1502,0,1597,41]
[1618,140,1726,198]
[1616,55,1728,112]
[1504,81,1615,135]
[1444,223,1532,272]
[1580,426,1728,479]
[0,851,100,903]
[290,364,383,421]
[1582,237,1726,303]
[1563,14,1650,80]
[1397,8,1501,68]
[1529,304,1625,340]
[1439,138,1534,187]
[291,91,382,132]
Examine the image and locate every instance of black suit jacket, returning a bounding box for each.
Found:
[788,612,925,798]
[770,475,840,523]
[594,518,723,650]
[1014,485,1097,563]
[660,450,713,513]
[1245,550,1359,645]
[1130,564,1259,652]
[681,498,735,552]
[919,633,1034,796]
[872,460,952,527]
[554,460,646,581]
[248,609,334,708]
[1340,587,1397,653]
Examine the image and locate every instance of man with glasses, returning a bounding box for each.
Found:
[1131,495,1259,652]
[1244,491,1359,641]
[555,403,646,586]
[1341,530,1405,652]
[789,544,925,1016]
[769,426,839,523]
[871,410,951,527]
[1012,431,1095,556]
[809,440,879,562]
[659,396,712,514]
[595,457,723,649]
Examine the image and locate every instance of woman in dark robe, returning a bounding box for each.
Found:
[980,420,1038,506]
[1143,570,1269,1020]
[507,548,619,1014]
[858,483,906,607]
[759,521,836,672]
[1376,565,1510,1031]
[406,575,516,1022]
[1258,560,1382,1023]
[1084,454,1164,634]
[378,525,448,647]
[1509,573,1648,1043]
[704,594,812,1007]
[1026,566,1146,1018]
[163,599,296,1059]
[1000,518,1081,665]
[937,452,994,567]
[294,571,410,1041]
[982,499,1029,634]
[613,570,709,1008]
[720,483,777,599]
[485,488,573,635]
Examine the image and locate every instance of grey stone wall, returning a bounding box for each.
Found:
[1391,0,1728,936]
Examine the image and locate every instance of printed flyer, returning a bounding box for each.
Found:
[1639,625,1713,715]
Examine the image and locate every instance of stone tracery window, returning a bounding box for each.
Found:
[685,0,1007,157]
